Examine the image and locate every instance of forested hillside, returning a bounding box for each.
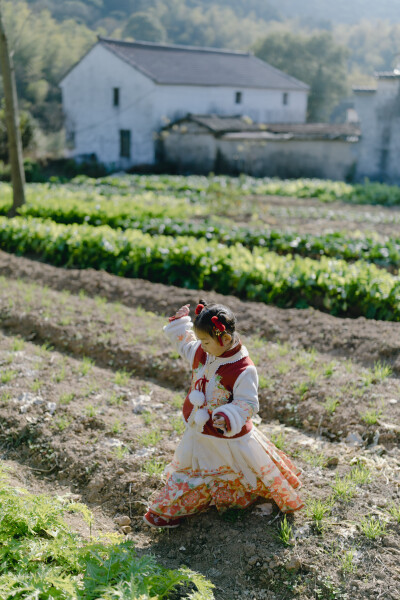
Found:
[25,0,400,27]
[269,0,400,25]
[4,0,400,155]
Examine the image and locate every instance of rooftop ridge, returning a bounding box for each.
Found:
[98,36,251,57]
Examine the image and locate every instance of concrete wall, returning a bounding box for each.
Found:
[60,43,308,166]
[354,77,400,183]
[162,130,358,180]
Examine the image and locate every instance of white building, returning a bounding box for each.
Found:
[60,37,309,167]
[353,70,400,183]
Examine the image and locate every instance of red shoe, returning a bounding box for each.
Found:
[143,510,181,529]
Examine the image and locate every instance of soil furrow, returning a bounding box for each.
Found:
[1,293,400,600]
[1,250,400,372]
[1,273,399,448]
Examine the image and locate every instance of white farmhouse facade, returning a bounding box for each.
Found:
[60,37,309,167]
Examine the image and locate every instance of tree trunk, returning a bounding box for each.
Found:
[0,2,25,217]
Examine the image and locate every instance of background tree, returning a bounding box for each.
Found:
[123,12,166,42]
[254,31,350,121]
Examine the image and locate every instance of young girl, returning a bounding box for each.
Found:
[143,300,303,528]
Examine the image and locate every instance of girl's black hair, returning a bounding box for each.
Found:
[193,298,237,341]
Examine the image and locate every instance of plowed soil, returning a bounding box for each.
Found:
[1,250,400,599]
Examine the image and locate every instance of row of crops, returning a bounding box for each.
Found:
[70,173,400,206]
[1,216,400,321]
[1,184,400,271]
[1,175,400,321]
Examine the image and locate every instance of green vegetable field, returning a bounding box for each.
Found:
[1,173,400,600]
[1,174,400,321]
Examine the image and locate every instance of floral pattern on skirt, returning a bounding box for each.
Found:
[150,426,304,518]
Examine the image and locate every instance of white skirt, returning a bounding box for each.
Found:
[150,425,304,517]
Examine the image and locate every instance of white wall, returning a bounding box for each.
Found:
[60,44,157,166]
[60,44,308,166]
[354,77,400,182]
[154,86,307,129]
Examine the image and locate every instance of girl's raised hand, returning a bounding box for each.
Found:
[169,304,190,322]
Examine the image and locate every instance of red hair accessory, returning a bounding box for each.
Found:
[195,304,205,315]
[211,316,226,346]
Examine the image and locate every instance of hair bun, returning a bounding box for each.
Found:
[195,303,205,315]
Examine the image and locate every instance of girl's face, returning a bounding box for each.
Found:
[195,330,233,357]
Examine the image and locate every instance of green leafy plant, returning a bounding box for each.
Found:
[387,502,400,523]
[359,515,387,539]
[139,429,162,447]
[300,450,327,468]
[111,420,124,434]
[60,392,75,405]
[259,374,274,389]
[107,391,123,406]
[372,361,392,381]
[323,361,336,377]
[276,515,293,546]
[294,381,309,399]
[30,378,42,393]
[348,463,372,485]
[0,465,214,599]
[324,396,340,414]
[142,458,167,476]
[114,370,131,386]
[271,431,287,451]
[53,362,66,383]
[11,337,25,351]
[331,475,356,502]
[1,369,16,384]
[55,416,72,431]
[360,407,382,425]
[113,445,130,459]
[339,548,357,574]
[306,498,333,533]
[79,356,94,376]
[84,404,98,417]
[171,416,186,435]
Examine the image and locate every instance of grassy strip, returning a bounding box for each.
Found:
[73,174,400,206]
[1,216,400,320]
[0,465,213,599]
[1,185,400,270]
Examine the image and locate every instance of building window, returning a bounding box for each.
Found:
[283,92,289,106]
[235,91,242,104]
[113,87,120,107]
[120,129,131,158]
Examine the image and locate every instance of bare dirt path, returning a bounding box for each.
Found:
[2,250,400,374]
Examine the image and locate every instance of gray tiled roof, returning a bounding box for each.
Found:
[98,37,309,91]
[168,115,360,140]
[375,71,400,79]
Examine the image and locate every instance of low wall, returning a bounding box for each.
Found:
[161,130,359,180]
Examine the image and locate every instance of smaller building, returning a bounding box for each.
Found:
[160,115,360,180]
[353,70,400,182]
